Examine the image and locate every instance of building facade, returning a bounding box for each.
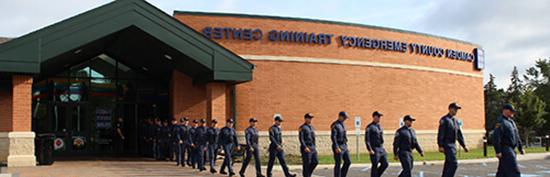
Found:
[0,0,484,167]
[173,12,485,156]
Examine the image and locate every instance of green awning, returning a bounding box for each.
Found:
[0,0,253,82]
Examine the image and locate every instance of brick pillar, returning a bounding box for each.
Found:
[206,82,227,122]
[0,75,35,167]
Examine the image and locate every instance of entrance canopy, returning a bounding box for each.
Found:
[0,0,253,83]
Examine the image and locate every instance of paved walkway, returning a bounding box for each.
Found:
[3,153,550,177]
[5,158,290,177]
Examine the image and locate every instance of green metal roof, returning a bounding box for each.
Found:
[0,0,253,82]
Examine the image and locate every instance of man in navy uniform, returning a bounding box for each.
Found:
[331,111,351,177]
[267,115,296,177]
[175,117,190,166]
[219,119,240,177]
[153,118,162,160]
[169,119,179,161]
[299,113,318,177]
[194,119,209,171]
[239,118,265,177]
[365,111,388,177]
[438,103,469,177]
[207,119,220,173]
[493,104,524,177]
[393,115,424,177]
[189,119,198,168]
[161,120,172,160]
[181,117,192,166]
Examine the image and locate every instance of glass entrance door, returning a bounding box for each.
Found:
[32,54,169,157]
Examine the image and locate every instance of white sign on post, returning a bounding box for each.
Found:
[355,116,361,129]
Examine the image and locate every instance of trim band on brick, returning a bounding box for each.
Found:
[241,55,483,78]
[0,132,35,138]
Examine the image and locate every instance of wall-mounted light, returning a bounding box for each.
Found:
[164,54,173,60]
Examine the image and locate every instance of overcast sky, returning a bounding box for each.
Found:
[1,0,548,88]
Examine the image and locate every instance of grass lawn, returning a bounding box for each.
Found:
[256,147,548,165]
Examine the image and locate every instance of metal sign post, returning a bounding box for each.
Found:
[355,116,361,160]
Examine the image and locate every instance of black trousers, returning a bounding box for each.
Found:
[240,146,263,176]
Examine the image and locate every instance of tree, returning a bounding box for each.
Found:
[524,59,550,136]
[516,88,546,146]
[506,66,523,106]
[484,74,506,131]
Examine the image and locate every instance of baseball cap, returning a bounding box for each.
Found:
[338,111,349,118]
[403,115,416,121]
[372,111,383,117]
[448,102,462,109]
[274,116,283,122]
[304,113,314,119]
[502,103,516,112]
[249,118,258,122]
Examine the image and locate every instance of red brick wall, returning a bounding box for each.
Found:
[235,61,483,131]
[206,82,228,121]
[174,14,484,131]
[0,75,32,132]
[170,70,207,121]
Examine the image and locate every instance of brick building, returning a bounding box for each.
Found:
[0,0,484,167]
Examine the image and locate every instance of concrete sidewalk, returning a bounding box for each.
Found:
[284,152,550,170]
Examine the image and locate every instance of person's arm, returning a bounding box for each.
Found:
[269,127,281,148]
[188,129,195,146]
[393,131,400,156]
[245,129,252,147]
[299,126,307,148]
[215,129,220,146]
[518,137,524,154]
[516,123,524,154]
[415,138,424,155]
[493,121,502,155]
[437,119,446,148]
[331,124,339,146]
[365,126,373,152]
[176,127,182,144]
[457,126,467,150]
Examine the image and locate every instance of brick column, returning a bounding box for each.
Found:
[0,75,36,167]
[206,82,227,122]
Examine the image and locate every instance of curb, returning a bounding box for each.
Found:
[275,152,550,170]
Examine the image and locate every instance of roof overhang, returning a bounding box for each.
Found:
[0,0,253,83]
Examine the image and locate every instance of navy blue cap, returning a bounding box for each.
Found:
[503,103,516,112]
[372,111,383,117]
[181,117,189,121]
[338,111,349,118]
[304,113,314,119]
[200,119,206,123]
[226,119,234,123]
[448,102,462,109]
[211,119,218,123]
[249,117,258,122]
[192,119,199,123]
[274,116,283,122]
[403,115,416,121]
